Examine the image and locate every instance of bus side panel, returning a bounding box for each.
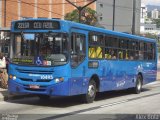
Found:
[99,60,115,92]
[99,60,137,92]
[142,61,157,84]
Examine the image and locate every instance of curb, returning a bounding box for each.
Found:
[0,90,35,102]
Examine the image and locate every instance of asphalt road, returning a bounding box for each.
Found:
[0,81,160,120]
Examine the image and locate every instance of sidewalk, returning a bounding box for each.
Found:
[0,88,8,101]
[0,88,34,102]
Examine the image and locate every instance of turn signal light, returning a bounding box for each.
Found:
[9,75,16,80]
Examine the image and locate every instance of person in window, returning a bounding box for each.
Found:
[139,51,144,60]
[118,51,123,59]
[105,49,111,59]
[111,49,117,59]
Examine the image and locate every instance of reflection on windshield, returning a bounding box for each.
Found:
[12,32,68,66]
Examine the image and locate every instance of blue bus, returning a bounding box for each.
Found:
[8,18,157,103]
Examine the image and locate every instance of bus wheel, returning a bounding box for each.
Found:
[38,95,50,101]
[83,80,97,103]
[133,75,142,94]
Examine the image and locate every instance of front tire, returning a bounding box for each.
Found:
[83,80,97,103]
[133,75,142,94]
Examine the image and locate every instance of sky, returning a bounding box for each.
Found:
[142,0,160,5]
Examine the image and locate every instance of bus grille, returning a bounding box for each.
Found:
[16,68,54,74]
[25,88,46,92]
[20,78,53,82]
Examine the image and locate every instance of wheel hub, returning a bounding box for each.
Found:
[88,85,95,97]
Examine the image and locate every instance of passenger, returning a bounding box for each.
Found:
[130,56,134,60]
[111,50,116,59]
[0,53,8,89]
[118,51,123,59]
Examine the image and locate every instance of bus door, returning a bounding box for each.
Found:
[70,28,88,95]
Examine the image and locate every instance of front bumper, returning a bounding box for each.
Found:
[8,79,70,96]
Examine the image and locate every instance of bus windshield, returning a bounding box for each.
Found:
[11,32,68,66]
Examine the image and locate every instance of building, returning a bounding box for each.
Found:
[96,0,141,34]
[0,0,95,28]
[151,9,159,19]
[0,0,141,34]
[0,28,10,54]
[140,4,160,36]
[140,3,147,24]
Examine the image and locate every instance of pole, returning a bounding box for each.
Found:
[65,0,97,23]
[78,7,82,23]
[4,0,6,27]
[132,0,136,34]
[112,0,115,31]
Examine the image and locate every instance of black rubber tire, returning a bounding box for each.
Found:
[38,95,50,101]
[133,75,142,94]
[82,80,97,103]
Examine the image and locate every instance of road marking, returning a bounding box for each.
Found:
[100,100,129,108]
[39,92,160,120]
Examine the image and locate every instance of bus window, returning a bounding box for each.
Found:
[123,50,129,60]
[89,33,104,45]
[106,37,119,48]
[71,33,86,67]
[119,39,127,49]
[111,49,117,59]
[147,43,155,60]
[140,42,144,51]
[89,46,103,59]
[118,50,123,59]
[89,47,96,58]
[105,49,117,59]
[105,48,111,59]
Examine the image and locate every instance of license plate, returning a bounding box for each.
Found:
[29,85,40,89]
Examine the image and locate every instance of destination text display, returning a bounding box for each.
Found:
[14,21,60,30]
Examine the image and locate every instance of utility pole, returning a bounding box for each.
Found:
[65,0,97,23]
[4,0,7,27]
[112,0,116,31]
[132,0,136,34]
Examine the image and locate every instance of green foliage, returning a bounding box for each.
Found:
[152,19,160,28]
[143,33,158,39]
[147,11,151,18]
[64,7,98,26]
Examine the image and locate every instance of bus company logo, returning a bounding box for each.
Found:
[116,80,125,87]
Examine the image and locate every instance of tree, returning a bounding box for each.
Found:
[152,19,160,28]
[142,33,158,39]
[64,7,98,26]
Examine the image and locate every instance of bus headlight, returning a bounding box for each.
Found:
[54,77,64,83]
[9,75,16,80]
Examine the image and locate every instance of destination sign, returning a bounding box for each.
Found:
[14,20,60,30]
[13,58,34,64]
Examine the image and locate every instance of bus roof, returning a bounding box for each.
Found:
[11,18,156,43]
[64,20,156,43]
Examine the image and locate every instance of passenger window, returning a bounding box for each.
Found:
[119,39,127,49]
[71,33,86,67]
[89,33,104,45]
[89,46,103,59]
[89,32,104,59]
[105,48,117,59]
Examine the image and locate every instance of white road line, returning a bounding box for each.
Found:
[100,100,129,108]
